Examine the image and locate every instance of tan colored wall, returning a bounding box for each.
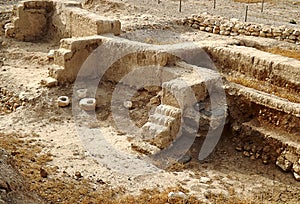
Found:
[205,45,300,92]
[50,35,104,83]
[5,0,121,41]
[5,0,54,41]
[67,7,121,37]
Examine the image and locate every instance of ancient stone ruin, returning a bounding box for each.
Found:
[4,0,299,182]
[1,0,300,203]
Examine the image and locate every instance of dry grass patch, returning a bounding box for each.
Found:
[0,132,258,204]
[263,47,300,61]
[226,75,300,103]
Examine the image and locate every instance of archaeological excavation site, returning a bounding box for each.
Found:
[0,0,299,203]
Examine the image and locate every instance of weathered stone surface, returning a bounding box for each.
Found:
[276,155,292,171]
[142,104,181,149]
[50,35,103,82]
[6,0,121,41]
[6,1,54,41]
[182,13,299,43]
[205,45,300,94]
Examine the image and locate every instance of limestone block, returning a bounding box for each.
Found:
[205,27,213,32]
[289,35,297,40]
[292,30,300,36]
[276,155,292,171]
[250,32,259,36]
[213,27,220,34]
[41,77,58,87]
[259,31,266,37]
[192,23,199,29]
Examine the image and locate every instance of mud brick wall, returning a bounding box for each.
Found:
[5,0,54,41]
[66,7,121,37]
[183,13,300,44]
[5,0,121,42]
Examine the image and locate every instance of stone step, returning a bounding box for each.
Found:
[148,113,175,127]
[161,63,222,108]
[141,104,182,149]
[155,104,181,118]
[142,122,169,140]
[130,139,160,155]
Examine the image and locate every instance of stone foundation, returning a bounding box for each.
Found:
[183,13,300,44]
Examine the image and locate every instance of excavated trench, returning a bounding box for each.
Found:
[0,0,300,203]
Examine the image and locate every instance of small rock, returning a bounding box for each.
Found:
[40,167,48,178]
[243,151,250,157]
[194,102,206,111]
[263,145,271,153]
[243,144,251,151]
[235,146,242,152]
[292,163,300,174]
[47,49,55,59]
[293,172,300,181]
[0,180,8,191]
[168,191,188,202]
[41,77,58,88]
[75,171,82,179]
[149,96,160,105]
[255,153,261,159]
[200,177,211,184]
[1,41,7,47]
[276,156,292,171]
[123,100,133,109]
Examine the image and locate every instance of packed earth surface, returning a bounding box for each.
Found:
[0,0,300,203]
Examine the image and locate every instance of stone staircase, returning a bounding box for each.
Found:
[141,62,227,150]
[142,104,181,149]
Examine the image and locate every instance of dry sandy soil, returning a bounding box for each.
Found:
[0,0,300,203]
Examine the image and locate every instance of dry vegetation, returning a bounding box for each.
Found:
[264,47,300,61]
[226,75,300,103]
[0,132,259,204]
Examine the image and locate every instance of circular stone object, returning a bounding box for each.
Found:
[58,96,70,107]
[123,100,133,109]
[76,89,87,99]
[47,49,55,59]
[79,98,96,111]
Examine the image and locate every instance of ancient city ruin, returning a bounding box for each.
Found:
[0,0,299,203]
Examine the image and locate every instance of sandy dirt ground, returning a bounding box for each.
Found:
[0,0,300,203]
